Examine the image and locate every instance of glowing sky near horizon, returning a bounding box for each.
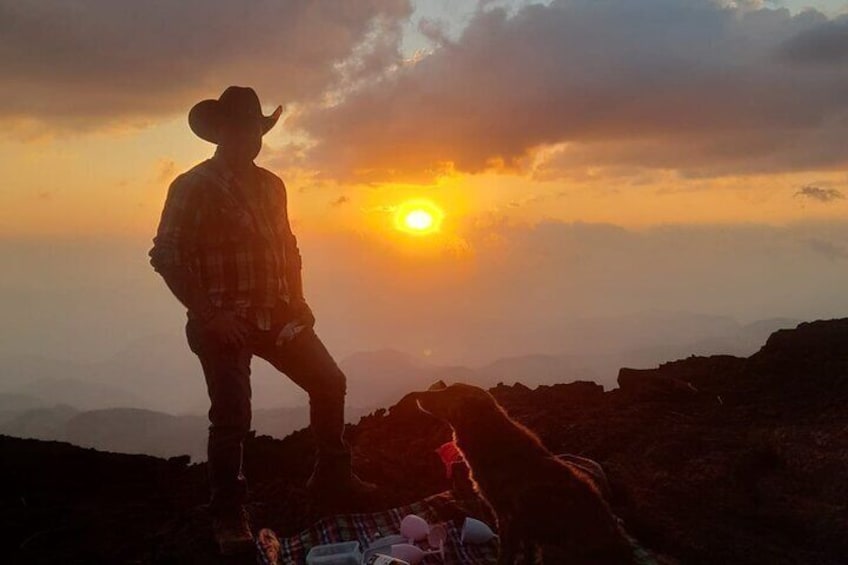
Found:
[1,0,848,369]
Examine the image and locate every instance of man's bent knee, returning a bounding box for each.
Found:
[308,365,346,404]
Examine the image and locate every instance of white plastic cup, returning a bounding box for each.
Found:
[460,517,498,545]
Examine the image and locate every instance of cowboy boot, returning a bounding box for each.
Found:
[306,386,377,500]
[306,448,378,500]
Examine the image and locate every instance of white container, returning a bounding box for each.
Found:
[305,541,362,565]
[362,535,406,563]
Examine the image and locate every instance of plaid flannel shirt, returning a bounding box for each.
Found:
[148,156,301,330]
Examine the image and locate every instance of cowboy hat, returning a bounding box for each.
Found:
[188,86,282,144]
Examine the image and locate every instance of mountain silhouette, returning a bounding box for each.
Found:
[3,319,846,563]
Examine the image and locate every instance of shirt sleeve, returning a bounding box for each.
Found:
[148,173,201,273]
[148,172,218,320]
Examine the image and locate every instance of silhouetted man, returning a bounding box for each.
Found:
[148,86,376,556]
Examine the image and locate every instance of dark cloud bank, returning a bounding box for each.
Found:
[4,0,847,179]
[0,0,410,129]
[293,0,848,180]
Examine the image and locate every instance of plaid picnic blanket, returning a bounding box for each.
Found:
[256,491,498,565]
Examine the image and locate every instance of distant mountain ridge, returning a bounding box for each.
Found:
[0,404,366,462]
[340,315,801,405]
[0,312,799,413]
[0,313,801,459]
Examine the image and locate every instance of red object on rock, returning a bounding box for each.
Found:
[436,441,464,478]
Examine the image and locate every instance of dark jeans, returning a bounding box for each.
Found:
[185,317,348,513]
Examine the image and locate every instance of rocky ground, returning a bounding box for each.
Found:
[2,319,847,564]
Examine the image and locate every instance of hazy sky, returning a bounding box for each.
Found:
[2,0,848,371]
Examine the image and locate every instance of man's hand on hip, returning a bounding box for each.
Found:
[202,311,252,347]
[292,298,316,329]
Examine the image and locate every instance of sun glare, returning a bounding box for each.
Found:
[405,210,433,231]
[394,199,444,235]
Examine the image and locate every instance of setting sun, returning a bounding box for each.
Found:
[405,210,433,231]
[394,199,444,235]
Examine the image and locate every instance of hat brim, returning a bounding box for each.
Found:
[188,100,282,144]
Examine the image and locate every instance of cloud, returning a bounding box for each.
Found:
[804,237,848,260]
[0,0,411,134]
[293,0,848,181]
[795,185,845,202]
[330,195,350,207]
[778,17,848,65]
[417,17,451,46]
[507,190,567,208]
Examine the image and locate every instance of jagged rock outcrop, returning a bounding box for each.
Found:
[748,318,848,384]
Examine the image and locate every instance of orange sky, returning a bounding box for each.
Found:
[1,1,847,241]
[1,116,846,240]
[2,0,848,374]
